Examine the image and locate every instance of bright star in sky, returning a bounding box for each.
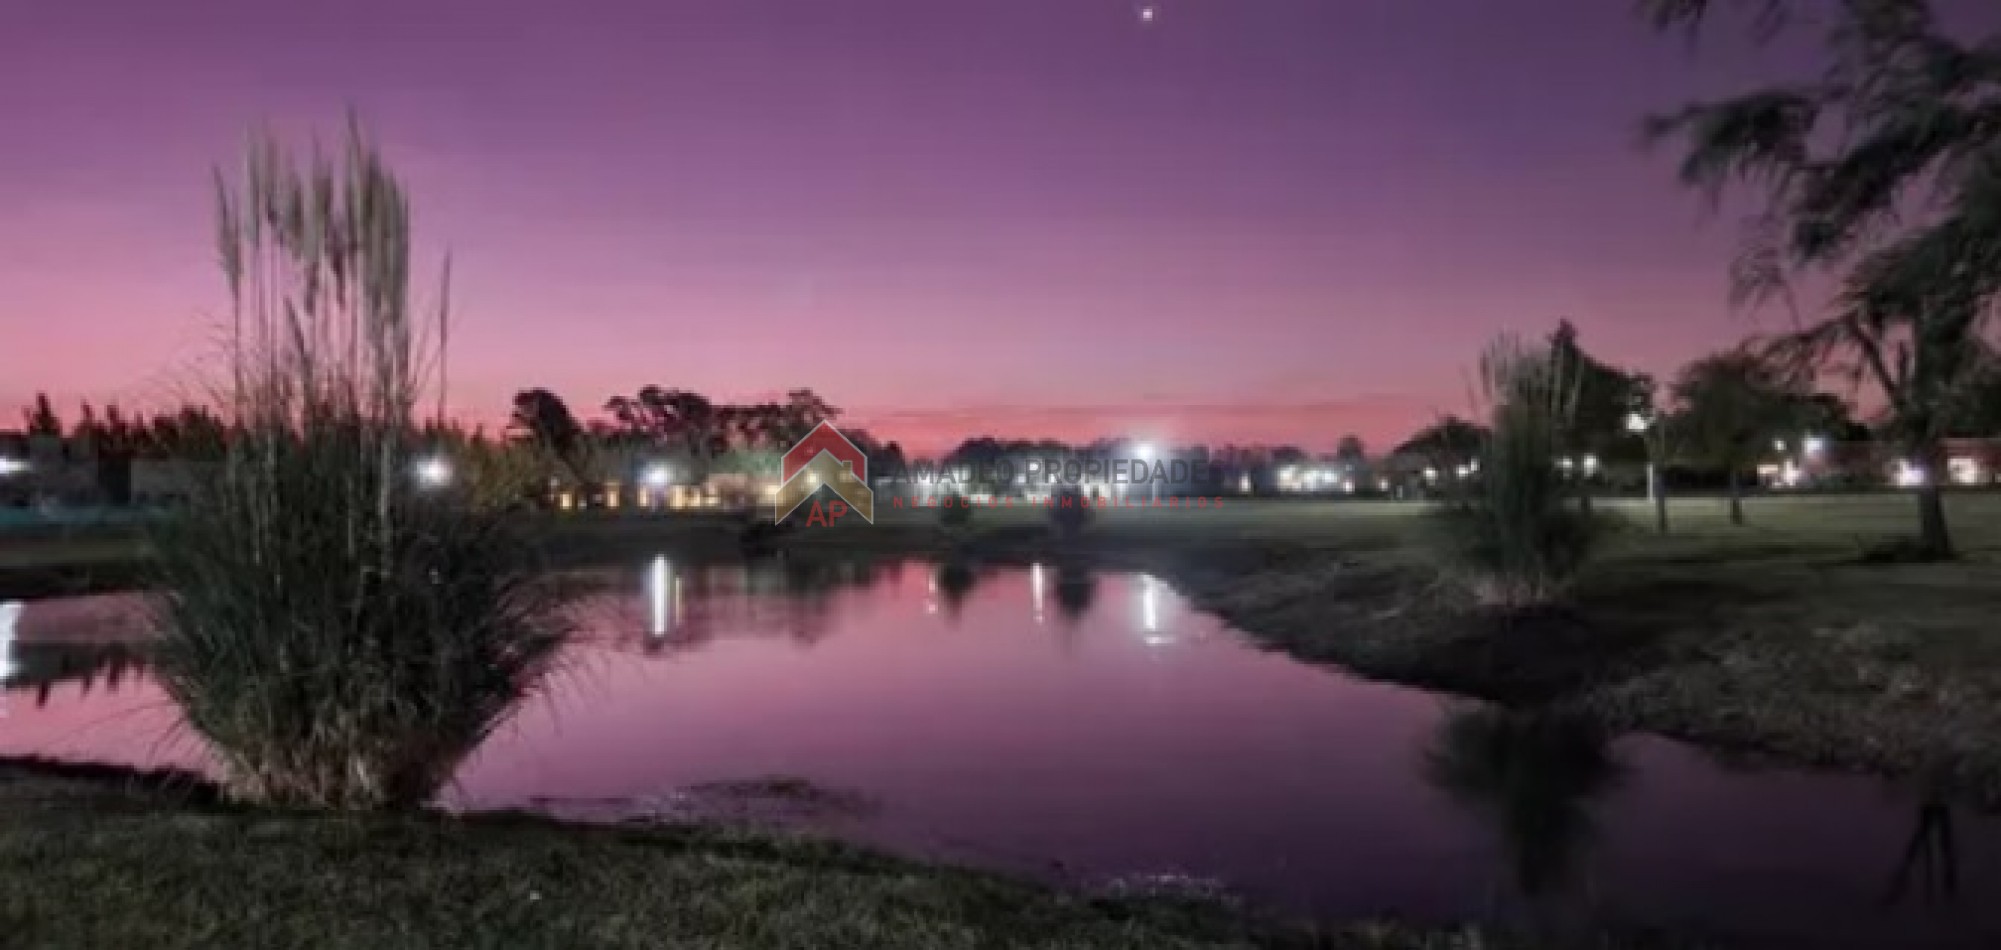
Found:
[1138,6,1157,23]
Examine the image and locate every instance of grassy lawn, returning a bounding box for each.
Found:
[0,765,1523,950]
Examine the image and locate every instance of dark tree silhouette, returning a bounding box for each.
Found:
[1645,0,2001,557]
[1671,348,1816,526]
[510,389,587,479]
[1549,321,1650,471]
[23,393,61,437]
[1334,434,1367,467]
[1394,416,1488,473]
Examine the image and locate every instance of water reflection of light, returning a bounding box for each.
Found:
[0,601,19,686]
[926,571,939,615]
[1030,563,1046,623]
[1140,575,1160,640]
[648,557,671,636]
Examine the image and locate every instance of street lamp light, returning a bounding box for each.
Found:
[414,455,452,488]
[642,464,673,507]
[0,457,27,477]
[1626,410,1667,534]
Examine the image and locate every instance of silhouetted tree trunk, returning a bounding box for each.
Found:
[1913,439,1953,559]
[1650,464,1669,535]
[1725,466,1744,526]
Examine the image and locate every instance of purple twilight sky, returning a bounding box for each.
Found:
[5,0,1963,454]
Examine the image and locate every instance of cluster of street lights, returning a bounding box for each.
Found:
[1556,454,1601,475]
[1280,465,1359,493]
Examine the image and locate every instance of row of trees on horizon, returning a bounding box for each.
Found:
[17,318,2001,482]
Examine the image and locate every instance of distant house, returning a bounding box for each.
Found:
[543,445,770,512]
[0,432,107,507]
[1762,438,2001,488]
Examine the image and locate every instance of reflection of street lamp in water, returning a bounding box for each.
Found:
[1030,563,1046,623]
[647,556,676,637]
[0,601,20,686]
[1140,575,1166,645]
[1,601,20,719]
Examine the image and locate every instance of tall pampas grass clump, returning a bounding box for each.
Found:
[147,123,567,810]
[1429,336,1604,609]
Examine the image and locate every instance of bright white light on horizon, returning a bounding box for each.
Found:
[1895,461,1927,488]
[1583,454,1600,474]
[643,465,672,489]
[1135,443,1156,460]
[1803,436,1827,455]
[0,458,26,477]
[1625,411,1649,434]
[415,456,452,487]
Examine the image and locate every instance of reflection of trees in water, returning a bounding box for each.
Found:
[5,642,153,707]
[1053,562,1097,625]
[1883,798,1958,908]
[604,555,891,655]
[934,559,978,621]
[1425,705,1625,932]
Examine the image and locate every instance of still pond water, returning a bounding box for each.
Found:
[3,559,1998,947]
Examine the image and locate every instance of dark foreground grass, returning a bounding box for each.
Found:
[0,764,1673,950]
